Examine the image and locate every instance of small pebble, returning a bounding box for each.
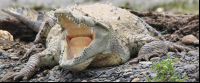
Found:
[7,49,14,53]
[0,64,5,69]
[188,51,199,56]
[123,72,133,77]
[182,35,199,45]
[11,57,19,60]
[139,61,152,65]
[9,53,19,58]
[13,67,21,71]
[81,80,87,82]
[65,73,73,79]
[185,56,191,61]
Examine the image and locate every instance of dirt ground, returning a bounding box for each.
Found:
[0,8,199,64]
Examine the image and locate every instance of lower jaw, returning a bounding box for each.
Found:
[60,55,96,72]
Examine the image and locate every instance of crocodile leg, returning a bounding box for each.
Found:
[20,21,54,62]
[127,35,192,63]
[2,49,59,81]
[131,41,168,63]
[2,24,61,81]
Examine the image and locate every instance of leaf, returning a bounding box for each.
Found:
[168,54,171,59]
[145,77,152,82]
[161,60,165,63]
[183,76,187,80]
[161,75,165,79]
[153,76,158,81]
[178,73,181,77]
[173,58,179,61]
[178,79,185,82]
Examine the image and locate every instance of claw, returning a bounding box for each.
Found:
[2,72,15,82]
[20,44,38,62]
[13,73,24,81]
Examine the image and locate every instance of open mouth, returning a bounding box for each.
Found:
[55,13,95,60]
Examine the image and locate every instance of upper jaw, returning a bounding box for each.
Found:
[54,8,96,27]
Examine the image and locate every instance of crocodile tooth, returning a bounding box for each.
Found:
[78,24,80,28]
[91,29,93,34]
[69,17,71,20]
[57,17,59,23]
[65,30,68,35]
[61,14,62,16]
[66,15,68,18]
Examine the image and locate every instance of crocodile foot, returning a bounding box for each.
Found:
[129,41,168,63]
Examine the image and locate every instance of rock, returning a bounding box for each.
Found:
[150,57,160,61]
[73,79,81,82]
[13,66,22,71]
[8,53,19,58]
[181,72,187,79]
[182,35,199,45]
[141,64,149,69]
[139,61,152,65]
[37,74,42,78]
[11,56,20,60]
[175,69,184,73]
[0,56,7,59]
[65,73,73,79]
[140,71,150,75]
[49,76,55,81]
[0,30,14,41]
[0,64,5,69]
[184,65,196,72]
[134,74,144,78]
[81,80,88,82]
[43,70,49,75]
[131,78,139,82]
[185,56,191,61]
[188,51,199,56]
[4,64,10,68]
[181,51,187,55]
[150,73,157,79]
[105,69,116,77]
[123,72,134,77]
[194,71,199,81]
[0,49,8,56]
[139,78,145,81]
[7,49,14,53]
[168,52,175,56]
[38,77,45,81]
[123,69,132,72]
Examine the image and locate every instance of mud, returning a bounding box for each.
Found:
[124,7,199,42]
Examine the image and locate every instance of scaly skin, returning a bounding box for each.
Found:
[2,3,192,81]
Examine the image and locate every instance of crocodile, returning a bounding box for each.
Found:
[1,3,192,81]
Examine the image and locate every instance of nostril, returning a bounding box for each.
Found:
[84,13,88,16]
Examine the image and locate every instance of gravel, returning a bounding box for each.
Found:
[0,50,199,82]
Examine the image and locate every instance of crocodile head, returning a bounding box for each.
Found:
[55,6,111,72]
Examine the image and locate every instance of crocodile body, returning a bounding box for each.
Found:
[1,3,192,81]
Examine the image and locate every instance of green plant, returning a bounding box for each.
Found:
[145,54,187,82]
